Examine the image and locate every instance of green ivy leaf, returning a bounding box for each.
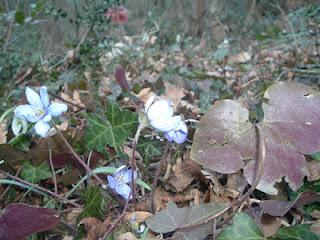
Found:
[20,161,51,184]
[274,224,320,240]
[218,213,265,240]
[309,152,320,161]
[137,137,163,163]
[15,10,25,24]
[77,186,105,222]
[85,103,138,154]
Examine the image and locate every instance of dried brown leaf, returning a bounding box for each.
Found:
[0,119,8,144]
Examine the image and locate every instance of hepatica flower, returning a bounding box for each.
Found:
[14,86,68,137]
[107,165,137,199]
[145,96,188,144]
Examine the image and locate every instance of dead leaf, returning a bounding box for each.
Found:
[66,208,83,226]
[249,206,282,237]
[259,214,282,237]
[153,187,169,211]
[260,191,320,216]
[118,232,138,240]
[226,172,247,196]
[168,158,194,192]
[310,210,320,219]
[135,87,155,104]
[124,211,153,224]
[0,119,7,144]
[163,83,186,109]
[80,217,111,240]
[311,219,320,235]
[307,160,320,181]
[60,91,85,111]
[229,51,251,64]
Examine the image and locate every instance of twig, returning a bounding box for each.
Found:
[130,124,143,208]
[0,167,21,200]
[49,92,91,112]
[151,142,170,213]
[217,123,265,228]
[52,123,104,185]
[48,147,58,194]
[103,195,131,238]
[1,170,81,207]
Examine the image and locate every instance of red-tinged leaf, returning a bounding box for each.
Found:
[52,152,100,170]
[191,100,256,174]
[114,65,130,91]
[52,152,82,169]
[106,6,128,24]
[191,82,320,195]
[260,191,320,216]
[0,203,59,240]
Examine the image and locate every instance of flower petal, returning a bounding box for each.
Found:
[107,175,117,189]
[14,105,39,123]
[115,183,132,199]
[122,168,137,184]
[147,99,173,122]
[173,130,188,144]
[12,116,22,136]
[150,118,176,132]
[41,114,52,123]
[39,86,50,108]
[165,122,188,144]
[26,87,43,109]
[48,103,68,117]
[34,121,50,137]
[164,130,174,142]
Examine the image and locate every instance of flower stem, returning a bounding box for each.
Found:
[52,123,104,185]
[130,123,143,207]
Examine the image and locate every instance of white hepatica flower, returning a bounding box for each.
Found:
[145,96,188,144]
[14,86,68,137]
[145,96,175,132]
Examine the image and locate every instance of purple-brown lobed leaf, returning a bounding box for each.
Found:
[146,201,226,235]
[260,191,320,217]
[0,203,59,240]
[191,100,256,174]
[191,82,320,195]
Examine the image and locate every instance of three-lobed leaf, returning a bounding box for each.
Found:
[146,201,226,239]
[85,103,138,154]
[191,82,320,195]
[218,213,264,240]
[274,224,320,240]
[20,161,52,184]
[137,137,163,163]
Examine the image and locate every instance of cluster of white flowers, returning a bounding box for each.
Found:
[145,96,188,144]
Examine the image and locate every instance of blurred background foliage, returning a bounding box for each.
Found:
[0,0,319,103]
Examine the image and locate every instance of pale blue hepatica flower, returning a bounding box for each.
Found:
[164,120,188,144]
[107,165,137,200]
[14,86,68,137]
[145,96,188,144]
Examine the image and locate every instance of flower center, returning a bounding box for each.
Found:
[35,108,45,118]
[115,172,125,184]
